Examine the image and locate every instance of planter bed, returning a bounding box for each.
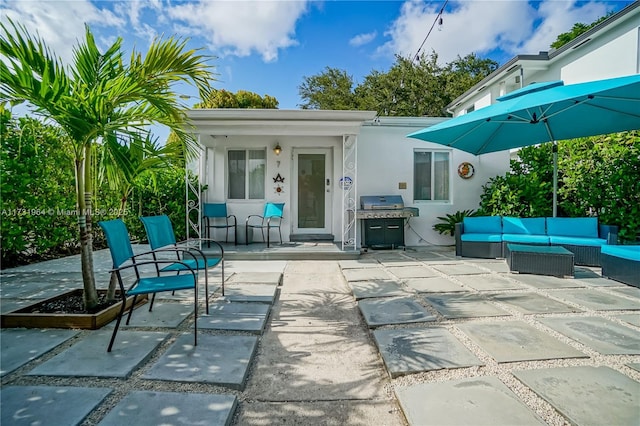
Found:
[1,289,147,329]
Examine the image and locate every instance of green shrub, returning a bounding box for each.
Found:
[433,210,477,236]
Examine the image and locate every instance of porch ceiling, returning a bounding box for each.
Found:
[187,109,378,137]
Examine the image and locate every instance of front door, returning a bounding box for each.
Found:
[293,148,332,235]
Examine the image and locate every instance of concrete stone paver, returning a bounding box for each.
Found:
[348,280,406,300]
[386,265,437,279]
[539,316,640,354]
[223,283,278,303]
[27,330,168,378]
[616,313,640,327]
[457,321,586,362]
[3,245,640,426]
[197,301,271,333]
[432,263,486,276]
[514,366,640,426]
[341,267,391,282]
[511,273,587,289]
[609,286,640,299]
[552,289,640,310]
[115,301,193,328]
[226,271,282,284]
[491,292,582,314]
[1,329,77,376]
[395,376,546,426]
[1,385,112,426]
[424,293,510,319]
[358,297,436,327]
[403,276,466,292]
[143,333,258,390]
[455,274,524,291]
[373,327,483,377]
[98,391,237,426]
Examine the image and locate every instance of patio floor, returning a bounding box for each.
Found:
[1,245,639,425]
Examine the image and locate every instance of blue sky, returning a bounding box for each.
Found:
[1,0,633,138]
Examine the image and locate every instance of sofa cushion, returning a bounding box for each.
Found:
[549,236,606,247]
[461,233,502,243]
[502,217,546,235]
[546,217,598,238]
[463,216,502,234]
[502,234,550,245]
[601,245,640,261]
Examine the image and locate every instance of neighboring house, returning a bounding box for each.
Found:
[448,1,640,116]
[185,3,638,251]
[186,110,509,249]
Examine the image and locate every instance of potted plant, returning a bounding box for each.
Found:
[433,209,477,237]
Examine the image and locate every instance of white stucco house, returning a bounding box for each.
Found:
[185,2,639,251]
[448,1,640,117]
[186,110,509,250]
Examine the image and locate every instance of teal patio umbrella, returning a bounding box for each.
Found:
[408,74,640,216]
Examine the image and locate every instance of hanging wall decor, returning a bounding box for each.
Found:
[457,162,475,179]
[273,173,285,183]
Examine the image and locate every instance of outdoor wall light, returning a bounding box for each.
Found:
[273,143,282,156]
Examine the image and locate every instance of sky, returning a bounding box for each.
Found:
[1,0,633,139]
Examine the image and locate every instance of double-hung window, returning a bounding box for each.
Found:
[228,149,266,200]
[414,150,450,202]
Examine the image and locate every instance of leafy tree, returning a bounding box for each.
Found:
[478,133,640,242]
[299,53,497,116]
[551,13,613,49]
[298,67,357,110]
[0,20,215,310]
[198,89,278,108]
[559,132,640,242]
[0,108,77,265]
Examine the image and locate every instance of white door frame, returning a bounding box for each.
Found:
[292,147,333,235]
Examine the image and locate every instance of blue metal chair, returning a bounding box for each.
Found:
[99,219,198,352]
[203,203,237,245]
[246,203,285,248]
[139,215,225,313]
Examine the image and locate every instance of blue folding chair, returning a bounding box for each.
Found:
[99,219,198,352]
[203,203,237,245]
[246,202,285,248]
[140,214,224,313]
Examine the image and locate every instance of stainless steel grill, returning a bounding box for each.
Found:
[357,195,418,250]
[356,195,419,219]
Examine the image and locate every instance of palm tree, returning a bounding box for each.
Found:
[0,20,214,310]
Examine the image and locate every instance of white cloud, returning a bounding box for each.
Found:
[349,31,377,47]
[379,0,615,64]
[0,0,124,64]
[520,1,609,53]
[166,0,309,62]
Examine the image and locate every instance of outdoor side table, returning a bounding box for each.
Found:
[506,244,575,278]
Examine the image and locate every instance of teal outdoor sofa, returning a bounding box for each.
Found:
[455,216,618,266]
[601,245,640,288]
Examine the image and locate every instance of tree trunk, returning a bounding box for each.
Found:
[76,150,99,310]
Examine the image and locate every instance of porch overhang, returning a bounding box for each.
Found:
[187,109,378,139]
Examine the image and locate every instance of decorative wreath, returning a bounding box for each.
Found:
[457,162,475,179]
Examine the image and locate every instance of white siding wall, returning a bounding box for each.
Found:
[358,123,509,246]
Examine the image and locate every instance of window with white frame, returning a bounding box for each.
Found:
[228,149,266,199]
[413,150,450,201]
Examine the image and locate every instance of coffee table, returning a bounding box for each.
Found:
[505,244,575,278]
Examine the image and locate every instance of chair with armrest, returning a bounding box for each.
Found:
[245,202,285,248]
[203,203,237,245]
[99,219,198,352]
[139,214,225,313]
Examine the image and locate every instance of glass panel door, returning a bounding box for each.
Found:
[293,148,332,234]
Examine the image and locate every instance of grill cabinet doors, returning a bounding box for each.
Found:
[363,218,404,249]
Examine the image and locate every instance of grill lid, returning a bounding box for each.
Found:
[360,195,404,210]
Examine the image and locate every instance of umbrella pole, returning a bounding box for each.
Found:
[552,141,558,217]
